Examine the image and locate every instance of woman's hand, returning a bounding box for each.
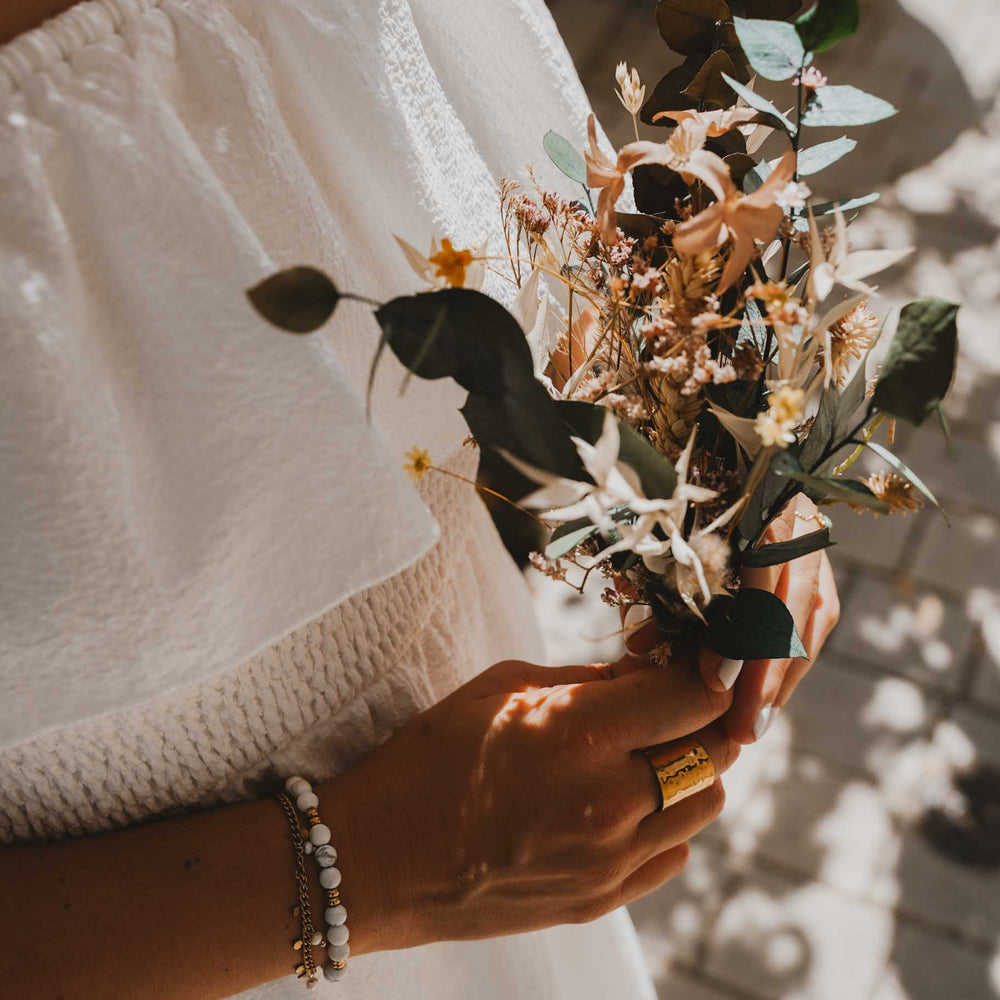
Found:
[698,492,841,743]
[324,650,740,955]
[621,493,841,745]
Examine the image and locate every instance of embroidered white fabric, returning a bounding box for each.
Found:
[0,1,656,997]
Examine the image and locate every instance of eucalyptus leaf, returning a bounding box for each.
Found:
[796,0,859,53]
[641,60,701,124]
[247,266,341,333]
[376,288,584,478]
[543,130,588,186]
[705,588,808,660]
[657,0,731,56]
[799,383,840,472]
[859,439,945,515]
[733,17,805,80]
[545,522,600,559]
[740,526,835,567]
[685,49,742,108]
[797,136,857,175]
[778,467,891,512]
[746,0,804,16]
[792,192,880,230]
[872,298,959,426]
[802,85,897,127]
[743,157,772,194]
[722,73,797,133]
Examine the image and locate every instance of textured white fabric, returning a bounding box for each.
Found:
[0,1,657,997]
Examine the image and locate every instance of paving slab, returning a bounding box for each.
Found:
[704,866,894,1000]
[830,576,977,691]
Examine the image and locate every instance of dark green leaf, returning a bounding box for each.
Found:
[725,152,759,188]
[746,0,803,16]
[377,288,584,478]
[859,439,945,516]
[740,526,835,566]
[796,0,860,54]
[543,130,587,186]
[733,17,805,80]
[555,400,679,500]
[872,298,959,426]
[632,162,690,217]
[705,588,809,660]
[799,383,840,471]
[641,61,700,124]
[797,136,856,175]
[802,85,897,127]
[778,466,891,512]
[657,0,731,56]
[722,73,797,133]
[743,157,772,194]
[247,266,341,334]
[685,49,743,108]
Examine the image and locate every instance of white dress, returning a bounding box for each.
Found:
[0,2,656,997]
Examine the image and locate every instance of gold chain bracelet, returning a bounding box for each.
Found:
[275,792,320,988]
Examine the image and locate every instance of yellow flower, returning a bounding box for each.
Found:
[403,447,433,482]
[427,238,473,288]
[754,384,805,449]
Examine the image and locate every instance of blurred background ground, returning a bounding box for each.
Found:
[527,1,1000,997]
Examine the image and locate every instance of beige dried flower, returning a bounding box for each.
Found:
[859,473,924,516]
[823,300,880,386]
[754,385,805,449]
[615,62,646,118]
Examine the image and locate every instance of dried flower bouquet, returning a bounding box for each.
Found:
[248,0,959,664]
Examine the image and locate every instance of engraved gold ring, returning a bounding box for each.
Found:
[641,738,716,812]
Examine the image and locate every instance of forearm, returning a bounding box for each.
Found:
[0,771,392,1000]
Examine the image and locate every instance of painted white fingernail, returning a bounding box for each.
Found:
[753,704,777,741]
[717,658,744,690]
[624,604,652,638]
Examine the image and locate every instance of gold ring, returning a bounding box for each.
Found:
[642,738,715,812]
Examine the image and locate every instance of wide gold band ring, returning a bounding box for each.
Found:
[642,738,715,812]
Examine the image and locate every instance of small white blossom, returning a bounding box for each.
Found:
[775,180,812,212]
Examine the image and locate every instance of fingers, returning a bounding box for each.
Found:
[776,552,840,707]
[626,719,738,850]
[574,655,733,752]
[725,496,824,744]
[620,604,660,657]
[614,843,691,910]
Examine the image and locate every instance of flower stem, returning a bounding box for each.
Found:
[428,466,548,526]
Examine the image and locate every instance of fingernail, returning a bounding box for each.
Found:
[624,604,652,639]
[753,704,778,741]
[717,658,743,691]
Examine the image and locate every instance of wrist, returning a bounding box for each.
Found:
[315,766,418,956]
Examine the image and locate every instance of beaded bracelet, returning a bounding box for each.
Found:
[285,776,350,983]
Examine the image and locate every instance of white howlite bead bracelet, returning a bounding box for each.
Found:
[284,775,350,984]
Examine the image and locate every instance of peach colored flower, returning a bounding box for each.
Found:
[673,148,797,293]
[654,107,760,136]
[584,113,729,246]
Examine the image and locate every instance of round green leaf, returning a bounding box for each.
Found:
[706,588,809,660]
[246,267,340,333]
[733,17,805,80]
[543,130,587,186]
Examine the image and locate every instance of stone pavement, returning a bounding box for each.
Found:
[528,1,1000,996]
